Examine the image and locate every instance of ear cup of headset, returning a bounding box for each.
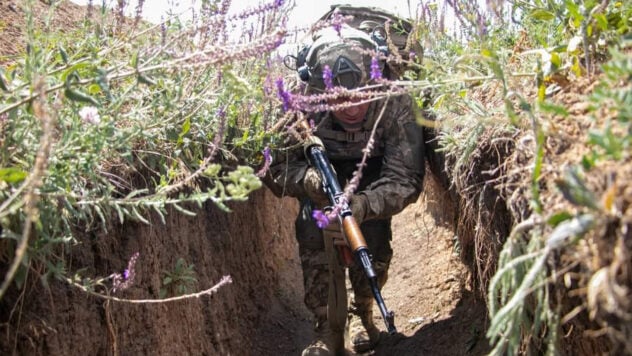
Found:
[371,29,389,57]
[296,45,311,82]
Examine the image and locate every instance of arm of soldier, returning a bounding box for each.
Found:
[261,143,329,206]
[354,95,425,221]
[260,145,310,198]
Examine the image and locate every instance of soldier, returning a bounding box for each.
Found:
[264,25,425,355]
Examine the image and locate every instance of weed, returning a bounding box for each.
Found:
[160,258,198,298]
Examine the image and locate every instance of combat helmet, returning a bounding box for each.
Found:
[295,24,386,93]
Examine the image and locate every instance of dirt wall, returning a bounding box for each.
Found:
[0,188,300,356]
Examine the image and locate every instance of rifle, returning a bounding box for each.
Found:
[300,121,397,335]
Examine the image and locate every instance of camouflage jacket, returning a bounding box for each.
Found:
[265,94,425,221]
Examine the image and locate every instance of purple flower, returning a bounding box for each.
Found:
[112,252,139,293]
[370,56,382,81]
[263,75,273,96]
[275,78,293,111]
[312,209,330,229]
[256,146,272,177]
[216,106,226,120]
[160,18,166,46]
[323,65,333,90]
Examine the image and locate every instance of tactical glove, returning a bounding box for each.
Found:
[350,194,367,224]
[303,167,329,207]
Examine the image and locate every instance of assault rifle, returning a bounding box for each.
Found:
[300,121,397,335]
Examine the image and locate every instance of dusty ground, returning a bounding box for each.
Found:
[369,184,490,356]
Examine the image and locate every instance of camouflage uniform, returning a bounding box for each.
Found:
[265,93,425,333]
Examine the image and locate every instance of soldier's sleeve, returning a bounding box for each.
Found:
[261,144,310,199]
[360,95,425,221]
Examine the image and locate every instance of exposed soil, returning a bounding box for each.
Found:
[0,0,89,65]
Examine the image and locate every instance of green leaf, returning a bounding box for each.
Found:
[0,68,9,92]
[65,87,99,106]
[0,167,28,183]
[547,214,594,249]
[565,0,583,22]
[60,63,91,83]
[555,168,599,210]
[204,164,222,177]
[172,203,196,216]
[550,52,561,69]
[176,118,191,146]
[138,73,156,86]
[88,84,102,95]
[594,14,608,30]
[529,9,556,21]
[130,51,138,68]
[181,118,191,136]
[581,154,596,170]
[547,211,573,227]
[58,45,69,65]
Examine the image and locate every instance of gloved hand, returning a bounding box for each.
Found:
[350,194,367,224]
[303,167,329,207]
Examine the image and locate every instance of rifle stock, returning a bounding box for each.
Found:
[301,121,397,334]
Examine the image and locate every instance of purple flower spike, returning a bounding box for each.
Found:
[312,209,330,229]
[370,56,382,81]
[323,65,333,90]
[112,252,139,293]
[256,146,272,177]
[275,78,293,112]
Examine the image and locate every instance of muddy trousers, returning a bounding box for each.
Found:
[295,201,393,331]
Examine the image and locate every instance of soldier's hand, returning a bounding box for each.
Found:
[350,194,367,224]
[303,167,329,207]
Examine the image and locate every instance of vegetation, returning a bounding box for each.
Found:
[0,0,284,300]
[0,0,630,354]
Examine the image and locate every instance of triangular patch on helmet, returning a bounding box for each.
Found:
[335,56,355,73]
